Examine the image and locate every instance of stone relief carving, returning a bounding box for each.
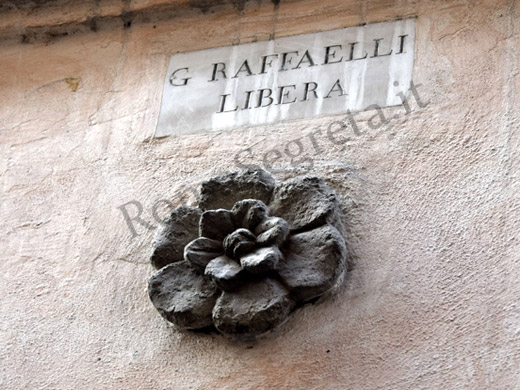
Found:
[148,169,348,339]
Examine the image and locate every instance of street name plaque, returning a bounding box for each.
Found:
[156,19,415,137]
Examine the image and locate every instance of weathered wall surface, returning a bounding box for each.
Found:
[1,0,519,389]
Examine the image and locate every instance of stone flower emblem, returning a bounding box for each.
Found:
[148,169,348,339]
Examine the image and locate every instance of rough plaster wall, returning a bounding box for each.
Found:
[1,0,519,389]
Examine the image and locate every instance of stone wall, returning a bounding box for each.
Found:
[1,0,519,389]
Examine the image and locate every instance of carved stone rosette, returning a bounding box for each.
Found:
[148,169,348,339]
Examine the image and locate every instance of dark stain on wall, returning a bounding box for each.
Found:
[10,0,279,44]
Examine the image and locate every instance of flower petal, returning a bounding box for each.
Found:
[254,217,290,247]
[184,237,223,269]
[277,224,347,303]
[199,169,275,211]
[269,176,341,232]
[231,199,269,231]
[150,206,201,269]
[148,261,219,329]
[212,278,294,339]
[199,209,235,240]
[240,246,282,274]
[205,255,245,291]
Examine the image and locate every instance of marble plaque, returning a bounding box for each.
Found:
[156,19,415,137]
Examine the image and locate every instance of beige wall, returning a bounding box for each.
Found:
[1,0,519,389]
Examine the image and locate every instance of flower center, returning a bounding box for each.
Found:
[223,228,256,259]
